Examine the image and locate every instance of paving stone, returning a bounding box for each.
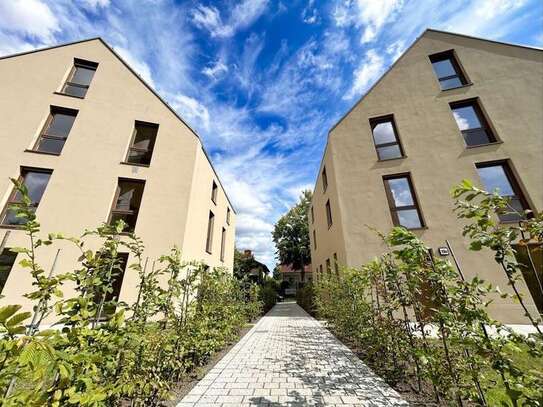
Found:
[177,302,407,406]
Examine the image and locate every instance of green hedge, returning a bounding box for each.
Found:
[0,179,262,406]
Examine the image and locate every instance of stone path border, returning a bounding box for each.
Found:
[177,301,408,406]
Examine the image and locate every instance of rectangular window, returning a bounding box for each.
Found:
[322,167,328,191]
[61,58,98,98]
[383,174,424,229]
[0,249,17,294]
[326,258,331,274]
[333,253,339,275]
[206,211,215,253]
[325,200,333,228]
[211,181,218,204]
[319,264,323,275]
[1,168,52,226]
[370,116,404,161]
[109,179,145,232]
[126,121,158,165]
[429,50,467,90]
[310,206,314,223]
[34,106,77,155]
[313,230,317,250]
[220,227,226,262]
[226,207,231,225]
[98,253,128,317]
[450,100,496,147]
[513,244,543,314]
[476,161,530,222]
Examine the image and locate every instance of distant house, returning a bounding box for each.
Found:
[237,250,269,284]
[278,264,312,295]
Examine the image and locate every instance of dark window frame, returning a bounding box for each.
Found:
[369,115,405,161]
[226,207,231,225]
[322,167,328,192]
[313,230,317,250]
[475,160,532,223]
[333,253,339,275]
[325,200,333,228]
[311,206,314,224]
[108,178,145,233]
[0,249,17,294]
[450,99,498,147]
[125,121,159,166]
[429,49,469,90]
[211,181,218,204]
[60,58,98,98]
[383,173,426,230]
[32,106,78,155]
[326,258,331,274]
[206,211,215,254]
[220,227,226,262]
[0,167,53,227]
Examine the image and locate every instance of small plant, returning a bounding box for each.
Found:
[312,180,543,405]
[0,179,262,406]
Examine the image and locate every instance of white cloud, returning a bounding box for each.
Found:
[302,0,320,24]
[441,0,527,38]
[169,93,211,131]
[192,0,269,38]
[333,0,403,43]
[202,60,228,79]
[114,46,156,89]
[386,39,406,62]
[357,0,404,43]
[80,0,110,9]
[0,0,59,42]
[344,49,385,99]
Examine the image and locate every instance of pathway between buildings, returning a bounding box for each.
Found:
[177,301,407,406]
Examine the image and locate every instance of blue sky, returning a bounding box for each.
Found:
[1,0,542,269]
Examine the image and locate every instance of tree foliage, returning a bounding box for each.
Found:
[272,190,312,270]
[0,178,263,406]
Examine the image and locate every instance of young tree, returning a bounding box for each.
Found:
[272,190,312,279]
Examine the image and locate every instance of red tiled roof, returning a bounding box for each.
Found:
[279,264,312,274]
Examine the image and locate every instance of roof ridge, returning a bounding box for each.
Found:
[0,37,237,214]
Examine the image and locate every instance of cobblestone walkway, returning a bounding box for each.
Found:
[178,302,408,406]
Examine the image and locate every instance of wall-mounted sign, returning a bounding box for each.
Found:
[438,247,450,256]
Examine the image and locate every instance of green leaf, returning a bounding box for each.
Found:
[6,311,31,327]
[469,241,483,251]
[7,325,26,335]
[0,304,22,322]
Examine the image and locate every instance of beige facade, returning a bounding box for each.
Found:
[0,38,236,315]
[310,30,543,324]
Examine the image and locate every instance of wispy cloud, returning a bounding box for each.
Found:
[191,0,269,38]
[343,49,384,100]
[0,0,59,43]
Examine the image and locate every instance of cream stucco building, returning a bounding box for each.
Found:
[0,38,236,314]
[310,29,543,324]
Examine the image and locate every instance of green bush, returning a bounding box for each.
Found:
[314,181,543,405]
[259,284,277,313]
[0,178,262,406]
[296,283,314,315]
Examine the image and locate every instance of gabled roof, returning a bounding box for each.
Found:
[311,28,543,197]
[330,28,542,134]
[0,37,237,213]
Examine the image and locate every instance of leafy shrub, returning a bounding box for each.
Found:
[296,283,314,315]
[0,178,262,406]
[259,284,277,313]
[314,181,543,405]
